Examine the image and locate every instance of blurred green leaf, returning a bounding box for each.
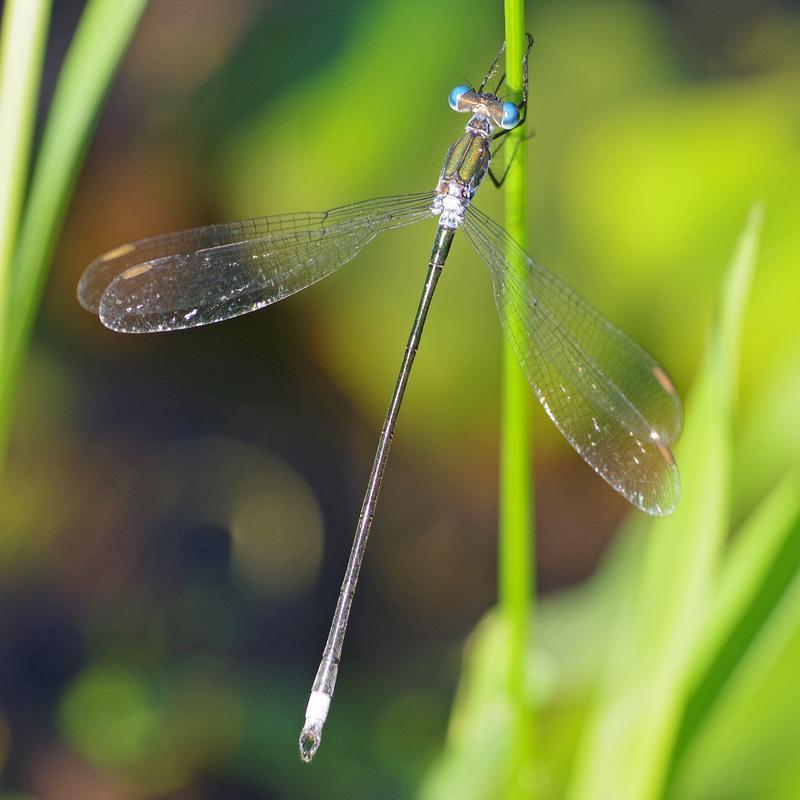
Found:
[667,463,800,797]
[690,463,800,693]
[565,205,762,800]
[420,612,526,800]
[0,0,51,356]
[734,349,800,510]
[672,568,800,799]
[0,0,148,465]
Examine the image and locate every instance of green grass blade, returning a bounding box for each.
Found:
[711,465,800,657]
[687,462,800,694]
[566,205,763,800]
[419,613,515,800]
[666,463,800,795]
[0,0,149,465]
[500,3,534,795]
[0,0,51,363]
[670,521,800,799]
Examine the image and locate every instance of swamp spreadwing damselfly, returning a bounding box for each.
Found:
[78,35,682,762]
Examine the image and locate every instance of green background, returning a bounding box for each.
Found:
[1,0,799,797]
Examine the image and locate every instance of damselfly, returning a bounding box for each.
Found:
[78,36,682,762]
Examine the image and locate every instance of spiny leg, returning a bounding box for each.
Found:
[489,32,533,102]
[491,32,534,144]
[487,33,536,188]
[487,131,535,188]
[493,71,507,95]
[519,33,534,107]
[478,41,506,92]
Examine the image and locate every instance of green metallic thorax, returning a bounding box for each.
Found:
[439,131,491,190]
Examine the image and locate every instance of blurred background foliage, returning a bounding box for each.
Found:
[0,0,799,798]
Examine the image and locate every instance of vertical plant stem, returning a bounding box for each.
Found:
[0,0,52,368]
[501,0,534,793]
[0,0,149,468]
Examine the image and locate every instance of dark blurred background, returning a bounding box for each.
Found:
[1,0,799,797]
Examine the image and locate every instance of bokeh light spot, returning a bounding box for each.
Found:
[58,664,158,770]
[230,463,323,599]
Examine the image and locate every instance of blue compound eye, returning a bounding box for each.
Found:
[500,102,521,129]
[449,85,471,111]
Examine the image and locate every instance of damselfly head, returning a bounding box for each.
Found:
[448,86,521,130]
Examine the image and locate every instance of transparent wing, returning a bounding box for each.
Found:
[463,205,682,515]
[78,192,435,333]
